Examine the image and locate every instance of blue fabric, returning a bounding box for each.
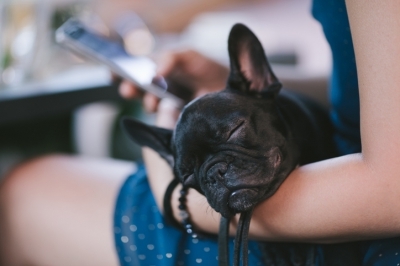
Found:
[312,0,361,155]
[313,0,400,265]
[114,164,266,266]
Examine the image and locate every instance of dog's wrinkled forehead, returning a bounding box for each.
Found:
[181,93,247,131]
[176,92,267,137]
[172,91,281,160]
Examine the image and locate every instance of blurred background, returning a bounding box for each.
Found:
[0,0,331,178]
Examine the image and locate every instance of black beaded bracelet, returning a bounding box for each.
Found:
[163,179,198,238]
[163,178,181,229]
[178,187,198,239]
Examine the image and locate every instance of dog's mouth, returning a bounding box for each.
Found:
[194,148,284,217]
[199,155,273,217]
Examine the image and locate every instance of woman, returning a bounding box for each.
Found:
[1,0,400,265]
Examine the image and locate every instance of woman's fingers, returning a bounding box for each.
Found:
[155,98,181,129]
[118,80,142,99]
[117,49,227,113]
[143,93,160,113]
[119,80,160,113]
[156,52,181,77]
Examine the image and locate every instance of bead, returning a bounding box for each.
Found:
[178,188,201,238]
[179,211,189,220]
[179,197,187,203]
[185,223,192,229]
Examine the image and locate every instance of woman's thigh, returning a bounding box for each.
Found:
[0,154,136,266]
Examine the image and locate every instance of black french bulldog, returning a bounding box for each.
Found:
[123,24,362,265]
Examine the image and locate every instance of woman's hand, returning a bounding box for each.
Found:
[118,49,229,115]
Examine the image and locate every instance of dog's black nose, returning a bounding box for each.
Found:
[206,162,228,184]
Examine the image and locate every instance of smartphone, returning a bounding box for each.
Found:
[55,18,189,107]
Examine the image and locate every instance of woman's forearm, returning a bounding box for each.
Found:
[145,142,400,244]
[251,154,400,243]
[142,98,181,213]
[144,146,224,235]
[143,147,175,212]
[182,152,400,243]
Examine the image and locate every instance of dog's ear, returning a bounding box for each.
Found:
[227,23,282,97]
[122,117,174,167]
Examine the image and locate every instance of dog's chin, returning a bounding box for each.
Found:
[228,188,259,212]
[213,188,263,218]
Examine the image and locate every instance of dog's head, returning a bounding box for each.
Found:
[123,24,300,218]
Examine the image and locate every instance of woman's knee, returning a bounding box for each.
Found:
[0,154,129,266]
[1,154,70,208]
[1,154,63,201]
[0,154,72,265]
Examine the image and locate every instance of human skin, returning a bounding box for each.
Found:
[0,155,134,266]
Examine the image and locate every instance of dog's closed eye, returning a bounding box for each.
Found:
[227,120,245,141]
